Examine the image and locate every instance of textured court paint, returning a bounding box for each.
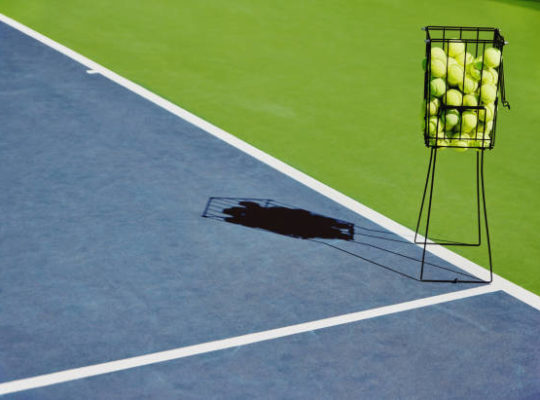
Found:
[0,286,496,395]
[6,291,540,400]
[0,21,483,384]
[0,0,538,294]
[0,286,497,395]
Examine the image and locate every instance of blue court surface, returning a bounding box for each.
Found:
[0,20,539,399]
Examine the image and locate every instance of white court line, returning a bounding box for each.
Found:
[0,12,538,395]
[0,286,497,395]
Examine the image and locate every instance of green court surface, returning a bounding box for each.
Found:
[2,0,538,293]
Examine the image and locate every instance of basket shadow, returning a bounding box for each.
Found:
[202,197,477,282]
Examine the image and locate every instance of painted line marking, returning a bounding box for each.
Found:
[0,286,498,395]
[86,69,99,74]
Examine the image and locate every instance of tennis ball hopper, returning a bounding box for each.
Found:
[416,26,510,283]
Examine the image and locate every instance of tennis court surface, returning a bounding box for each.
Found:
[0,16,539,399]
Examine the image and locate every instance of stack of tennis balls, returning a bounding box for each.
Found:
[423,42,501,151]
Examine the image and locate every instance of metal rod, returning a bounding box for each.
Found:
[476,151,482,245]
[414,147,434,243]
[420,148,438,280]
[480,151,494,282]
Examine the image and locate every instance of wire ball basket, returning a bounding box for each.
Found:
[422,26,510,150]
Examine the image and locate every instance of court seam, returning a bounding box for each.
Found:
[0,12,538,395]
[0,286,498,395]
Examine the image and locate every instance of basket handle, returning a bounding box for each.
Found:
[499,55,511,110]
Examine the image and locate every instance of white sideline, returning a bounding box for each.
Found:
[0,286,497,395]
[0,12,538,395]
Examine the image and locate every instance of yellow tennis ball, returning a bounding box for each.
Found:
[468,122,491,140]
[430,58,447,78]
[422,99,439,119]
[484,47,501,68]
[447,64,464,86]
[455,51,474,67]
[448,41,465,57]
[447,57,459,67]
[443,89,463,106]
[461,111,478,132]
[427,98,440,116]
[451,133,472,152]
[478,103,495,123]
[489,68,498,84]
[430,78,446,97]
[452,140,469,152]
[463,94,478,107]
[467,59,483,81]
[481,68,499,85]
[428,116,443,136]
[480,84,497,104]
[458,76,478,94]
[431,47,447,62]
[443,109,460,130]
[478,121,493,134]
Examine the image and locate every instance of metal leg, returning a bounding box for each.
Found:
[475,151,482,246]
[414,148,434,244]
[420,148,438,280]
[415,149,493,283]
[479,150,494,283]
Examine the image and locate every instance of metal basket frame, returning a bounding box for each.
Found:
[422,26,509,150]
[415,26,510,283]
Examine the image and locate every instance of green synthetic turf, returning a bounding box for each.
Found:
[2,0,539,294]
